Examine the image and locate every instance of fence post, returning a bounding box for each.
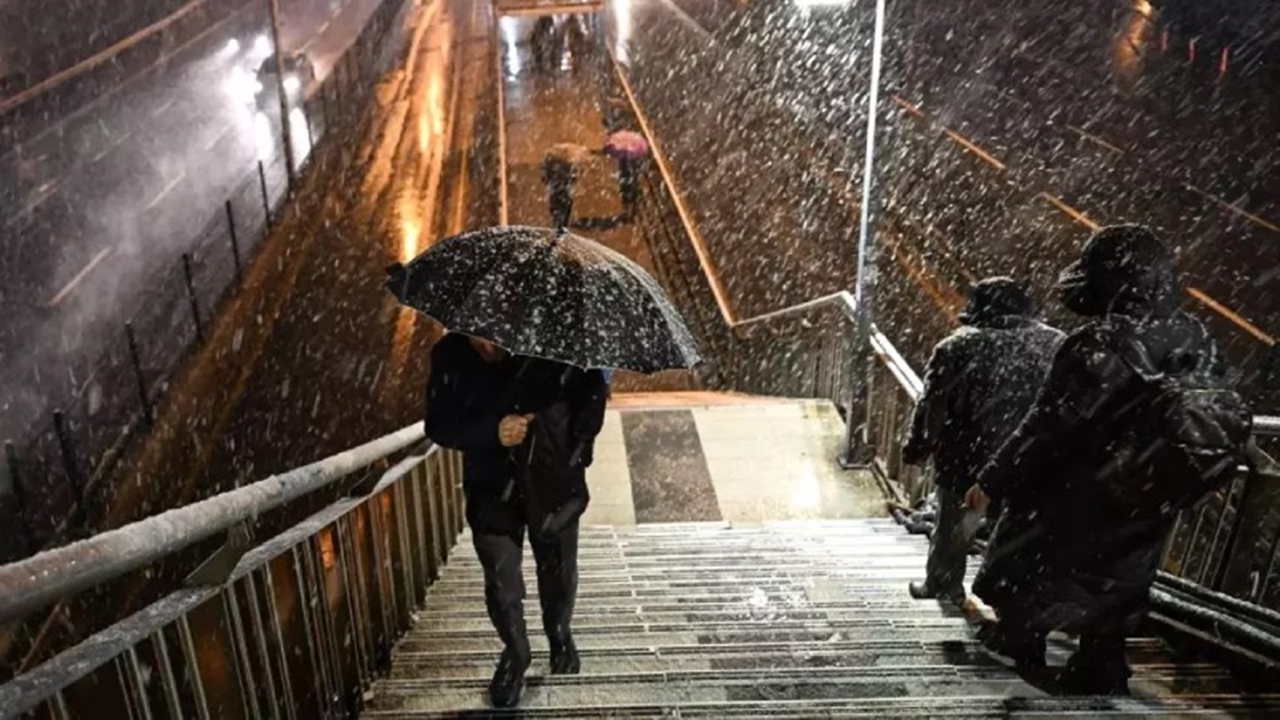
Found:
[258,159,273,232]
[266,0,298,186]
[52,411,89,534]
[124,322,153,428]
[225,199,243,281]
[181,254,205,344]
[303,108,316,155]
[5,441,32,552]
[320,82,333,134]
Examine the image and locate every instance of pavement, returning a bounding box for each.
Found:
[607,0,1279,376]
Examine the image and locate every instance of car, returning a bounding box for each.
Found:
[254,51,317,112]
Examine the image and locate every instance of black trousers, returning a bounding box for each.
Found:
[924,485,978,601]
[549,187,574,230]
[471,516,580,658]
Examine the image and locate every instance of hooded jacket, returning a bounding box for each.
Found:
[973,226,1229,633]
[903,277,1064,491]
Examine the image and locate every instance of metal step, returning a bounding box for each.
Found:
[367,664,1246,713]
[376,518,1260,717]
[362,692,1280,719]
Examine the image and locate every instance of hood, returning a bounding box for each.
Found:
[960,276,1035,327]
[1057,224,1182,318]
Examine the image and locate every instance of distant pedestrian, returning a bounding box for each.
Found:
[529,16,557,73]
[903,277,1063,606]
[603,131,649,221]
[968,226,1250,693]
[543,143,589,230]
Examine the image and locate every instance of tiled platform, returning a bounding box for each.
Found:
[583,396,883,526]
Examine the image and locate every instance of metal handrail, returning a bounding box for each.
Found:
[0,422,426,625]
[1256,415,1280,436]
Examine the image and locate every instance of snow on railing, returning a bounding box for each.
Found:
[0,422,426,625]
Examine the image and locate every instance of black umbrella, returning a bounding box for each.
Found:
[386,226,700,373]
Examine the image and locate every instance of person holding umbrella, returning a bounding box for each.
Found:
[543,143,590,230]
[424,332,606,707]
[387,226,699,708]
[603,130,649,221]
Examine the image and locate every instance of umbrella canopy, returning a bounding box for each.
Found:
[386,226,700,373]
[545,142,593,166]
[604,130,649,160]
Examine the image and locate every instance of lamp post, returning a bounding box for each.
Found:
[841,0,887,467]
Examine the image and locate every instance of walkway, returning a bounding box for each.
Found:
[498,15,695,394]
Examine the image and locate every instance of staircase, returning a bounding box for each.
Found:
[365,520,1277,718]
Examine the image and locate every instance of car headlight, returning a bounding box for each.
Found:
[283,75,301,94]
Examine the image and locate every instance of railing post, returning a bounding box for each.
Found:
[5,441,32,552]
[181,254,205,344]
[124,322,153,428]
[303,109,316,156]
[266,0,298,186]
[258,160,273,232]
[52,411,88,534]
[225,199,243,281]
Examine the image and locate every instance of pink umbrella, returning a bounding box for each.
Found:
[604,130,650,160]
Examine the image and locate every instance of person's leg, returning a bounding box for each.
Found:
[912,486,970,603]
[550,186,573,229]
[531,518,581,674]
[981,604,1048,671]
[1061,621,1131,695]
[472,528,531,706]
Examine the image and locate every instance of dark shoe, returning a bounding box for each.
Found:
[910,581,967,606]
[909,581,939,599]
[1057,658,1131,696]
[489,647,531,708]
[980,624,1046,671]
[550,634,580,675]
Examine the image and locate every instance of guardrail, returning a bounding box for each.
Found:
[608,35,1280,654]
[0,424,464,718]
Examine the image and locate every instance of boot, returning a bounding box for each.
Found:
[979,622,1046,672]
[910,581,967,606]
[909,581,940,600]
[550,633,580,675]
[1058,652,1130,696]
[489,646,531,708]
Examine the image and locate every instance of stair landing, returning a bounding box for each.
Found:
[584,396,883,526]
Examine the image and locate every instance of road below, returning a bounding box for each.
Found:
[0,0,391,443]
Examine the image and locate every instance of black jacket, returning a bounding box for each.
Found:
[903,313,1063,491]
[973,226,1229,634]
[424,334,607,532]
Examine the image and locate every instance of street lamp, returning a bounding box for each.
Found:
[842,0,887,466]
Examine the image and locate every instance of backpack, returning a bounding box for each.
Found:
[1097,327,1252,518]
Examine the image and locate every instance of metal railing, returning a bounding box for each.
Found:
[0,0,415,565]
[0,424,465,718]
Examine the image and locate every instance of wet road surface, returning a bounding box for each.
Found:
[0,0,390,442]
[1,0,495,671]
[607,0,1279,373]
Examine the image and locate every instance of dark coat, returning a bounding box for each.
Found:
[904,279,1064,492]
[424,333,608,536]
[974,226,1227,635]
